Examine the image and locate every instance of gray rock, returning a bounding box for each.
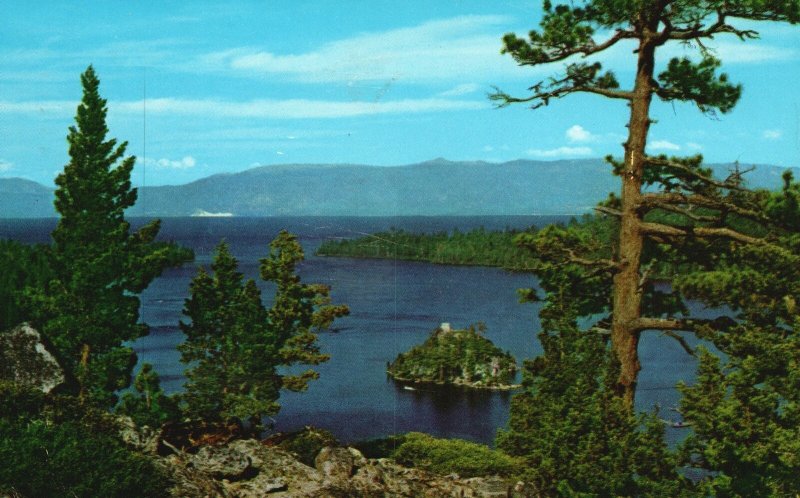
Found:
[0,323,65,393]
[190,445,255,481]
[315,446,356,479]
[118,416,161,454]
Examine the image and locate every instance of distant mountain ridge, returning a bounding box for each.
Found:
[0,158,793,218]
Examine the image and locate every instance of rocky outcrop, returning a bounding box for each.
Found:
[134,430,528,497]
[0,323,65,393]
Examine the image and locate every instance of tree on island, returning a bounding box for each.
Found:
[494,1,800,492]
[26,66,190,407]
[179,232,348,429]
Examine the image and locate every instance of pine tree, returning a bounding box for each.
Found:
[180,233,348,428]
[494,0,800,406]
[495,2,800,491]
[30,66,181,407]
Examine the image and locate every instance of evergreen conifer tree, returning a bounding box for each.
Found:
[180,232,348,428]
[494,2,800,492]
[30,66,180,406]
[494,0,800,405]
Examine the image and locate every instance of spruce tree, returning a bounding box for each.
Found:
[30,66,179,406]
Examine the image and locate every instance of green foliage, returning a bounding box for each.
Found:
[116,363,181,428]
[0,383,171,498]
[352,434,409,459]
[392,432,522,478]
[388,324,517,387]
[0,241,53,332]
[0,419,171,498]
[23,67,191,408]
[316,226,537,269]
[260,230,349,391]
[180,232,348,427]
[273,426,338,466]
[497,314,685,496]
[494,2,800,493]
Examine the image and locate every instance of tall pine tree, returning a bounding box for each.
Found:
[30,66,181,406]
[494,2,800,492]
[493,0,800,406]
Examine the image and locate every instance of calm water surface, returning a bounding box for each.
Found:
[1,216,715,444]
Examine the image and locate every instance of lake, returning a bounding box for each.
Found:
[0,216,712,445]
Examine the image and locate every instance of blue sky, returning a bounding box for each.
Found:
[1,1,799,186]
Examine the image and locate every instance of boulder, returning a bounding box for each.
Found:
[189,445,255,481]
[118,416,161,454]
[315,446,357,479]
[0,323,65,393]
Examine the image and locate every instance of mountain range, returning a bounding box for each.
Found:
[0,158,793,218]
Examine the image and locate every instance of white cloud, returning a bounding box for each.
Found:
[648,140,681,151]
[0,100,74,113]
[0,159,13,172]
[566,125,596,143]
[763,129,783,140]
[146,156,197,169]
[527,146,593,158]
[439,83,481,97]
[115,97,487,119]
[686,142,703,150]
[1,97,487,119]
[194,15,522,83]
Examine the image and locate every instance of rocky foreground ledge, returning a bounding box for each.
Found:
[120,419,529,498]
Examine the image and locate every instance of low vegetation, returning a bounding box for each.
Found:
[0,382,172,498]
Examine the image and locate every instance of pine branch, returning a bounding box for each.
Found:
[645,202,719,223]
[594,205,623,217]
[644,156,749,191]
[640,221,766,245]
[659,12,758,43]
[530,29,638,64]
[562,248,620,271]
[661,330,696,356]
[640,192,768,223]
[491,84,632,109]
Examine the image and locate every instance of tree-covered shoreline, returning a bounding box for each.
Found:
[316,226,539,270]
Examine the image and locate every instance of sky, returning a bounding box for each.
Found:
[1,1,800,187]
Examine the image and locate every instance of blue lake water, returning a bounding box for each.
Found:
[0,216,716,445]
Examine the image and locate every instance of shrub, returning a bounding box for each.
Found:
[391,432,522,477]
[0,419,171,498]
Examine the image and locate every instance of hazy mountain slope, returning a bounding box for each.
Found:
[0,178,58,218]
[1,159,793,218]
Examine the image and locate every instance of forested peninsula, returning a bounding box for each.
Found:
[316,226,539,270]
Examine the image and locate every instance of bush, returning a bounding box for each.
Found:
[0,419,172,498]
[391,432,522,477]
[274,426,339,466]
[352,434,409,459]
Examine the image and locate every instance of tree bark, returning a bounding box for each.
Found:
[79,343,90,404]
[611,29,658,408]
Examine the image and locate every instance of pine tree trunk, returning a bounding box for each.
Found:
[79,343,90,404]
[612,33,657,408]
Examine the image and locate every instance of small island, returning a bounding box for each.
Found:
[388,323,519,390]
